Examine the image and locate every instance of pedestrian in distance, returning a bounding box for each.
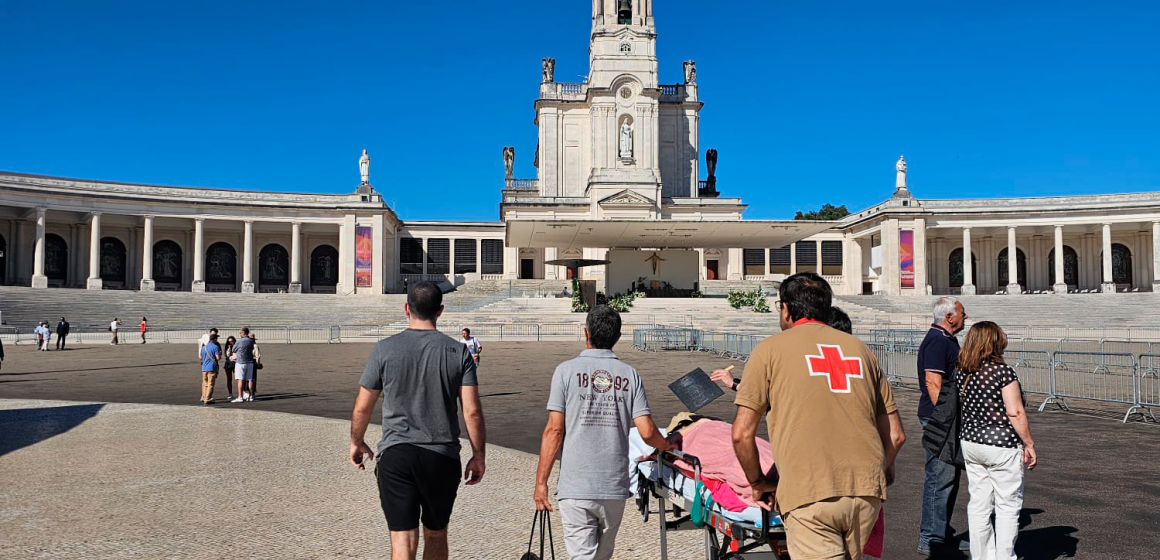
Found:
[460,328,481,365]
[41,322,51,351]
[140,317,148,344]
[221,335,237,401]
[110,318,121,345]
[198,328,219,358]
[248,332,262,399]
[350,281,486,560]
[533,305,673,560]
[34,322,46,351]
[200,333,222,405]
[917,296,971,555]
[230,327,259,403]
[56,317,70,350]
[731,272,905,559]
[955,321,1037,560]
[0,336,5,370]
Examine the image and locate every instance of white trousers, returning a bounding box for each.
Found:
[558,499,625,560]
[963,440,1025,560]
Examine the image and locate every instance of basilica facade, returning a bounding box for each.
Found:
[2,0,1158,297]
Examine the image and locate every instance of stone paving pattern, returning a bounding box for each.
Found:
[2,341,1158,558]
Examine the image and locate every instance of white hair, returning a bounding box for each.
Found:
[933,297,960,322]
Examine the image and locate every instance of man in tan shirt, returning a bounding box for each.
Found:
[730,272,906,559]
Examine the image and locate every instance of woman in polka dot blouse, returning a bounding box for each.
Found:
[953,321,1037,560]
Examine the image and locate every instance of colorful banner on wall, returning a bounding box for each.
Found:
[900,229,915,289]
[355,226,373,288]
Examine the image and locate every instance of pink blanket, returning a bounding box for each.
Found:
[673,420,775,511]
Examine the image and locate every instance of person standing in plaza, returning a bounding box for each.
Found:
[954,321,1037,560]
[199,333,222,405]
[230,327,259,403]
[731,272,905,559]
[460,328,481,365]
[139,317,148,344]
[248,332,262,399]
[917,296,971,555]
[349,281,487,560]
[34,322,46,351]
[221,335,237,401]
[533,305,672,560]
[198,328,219,358]
[110,318,121,345]
[56,317,70,350]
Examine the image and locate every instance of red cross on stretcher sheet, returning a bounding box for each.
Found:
[805,344,865,393]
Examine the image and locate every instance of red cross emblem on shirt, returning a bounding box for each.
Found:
[805,344,864,393]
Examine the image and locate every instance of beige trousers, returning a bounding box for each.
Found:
[201,370,219,402]
[783,496,881,560]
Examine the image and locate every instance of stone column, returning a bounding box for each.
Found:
[31,207,48,289]
[371,215,385,293]
[789,242,797,275]
[763,247,770,278]
[961,228,975,295]
[289,222,302,293]
[421,237,428,277]
[815,239,823,275]
[1151,221,1160,292]
[140,215,155,291]
[543,247,558,280]
[1101,223,1115,293]
[241,220,255,293]
[880,219,901,295]
[1053,225,1067,294]
[1006,226,1021,294]
[87,213,103,289]
[504,246,519,279]
[337,215,356,293]
[192,219,206,292]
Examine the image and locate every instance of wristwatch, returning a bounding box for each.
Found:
[731,378,740,391]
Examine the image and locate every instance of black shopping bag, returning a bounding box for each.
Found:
[520,509,556,560]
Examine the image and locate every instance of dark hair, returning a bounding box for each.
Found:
[142,317,147,321]
[209,333,219,342]
[778,272,832,322]
[586,305,622,349]
[225,335,237,348]
[827,306,852,334]
[462,328,471,335]
[407,281,444,321]
[241,327,250,335]
[210,328,218,334]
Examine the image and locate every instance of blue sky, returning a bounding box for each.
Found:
[2,1,1157,221]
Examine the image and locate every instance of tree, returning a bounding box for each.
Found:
[794,203,850,221]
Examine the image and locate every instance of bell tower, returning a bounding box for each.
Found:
[589,0,657,89]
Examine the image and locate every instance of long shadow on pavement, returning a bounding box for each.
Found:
[5,362,188,376]
[1017,508,1079,559]
[0,403,104,457]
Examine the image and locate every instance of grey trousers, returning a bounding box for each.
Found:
[558,499,625,560]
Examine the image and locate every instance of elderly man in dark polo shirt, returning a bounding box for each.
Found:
[917,296,969,555]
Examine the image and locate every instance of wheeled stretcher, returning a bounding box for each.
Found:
[634,449,791,560]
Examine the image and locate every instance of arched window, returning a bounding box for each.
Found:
[100,237,127,283]
[311,245,339,287]
[206,242,237,286]
[997,248,1027,288]
[948,248,977,288]
[1048,245,1079,286]
[44,234,68,281]
[153,240,183,284]
[1101,243,1133,285]
[259,244,290,289]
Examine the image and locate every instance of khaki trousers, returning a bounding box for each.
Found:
[783,496,881,560]
[201,370,219,402]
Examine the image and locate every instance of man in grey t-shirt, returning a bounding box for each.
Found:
[350,282,486,560]
[533,305,671,560]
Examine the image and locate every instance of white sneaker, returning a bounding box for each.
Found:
[243,392,252,402]
[231,397,244,403]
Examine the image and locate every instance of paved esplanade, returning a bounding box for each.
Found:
[0,399,707,559]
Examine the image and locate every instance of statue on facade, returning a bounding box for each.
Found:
[895,155,907,191]
[502,146,515,178]
[542,57,556,83]
[706,148,718,178]
[359,149,371,184]
[683,60,697,84]
[619,119,633,159]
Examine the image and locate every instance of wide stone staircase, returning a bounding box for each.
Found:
[834,293,1160,329]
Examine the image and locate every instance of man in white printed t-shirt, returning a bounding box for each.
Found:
[198,328,219,358]
[461,328,482,364]
[110,318,121,345]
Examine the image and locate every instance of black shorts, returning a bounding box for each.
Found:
[375,444,461,531]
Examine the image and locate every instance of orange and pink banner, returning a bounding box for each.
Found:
[355,226,373,288]
[900,230,914,289]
